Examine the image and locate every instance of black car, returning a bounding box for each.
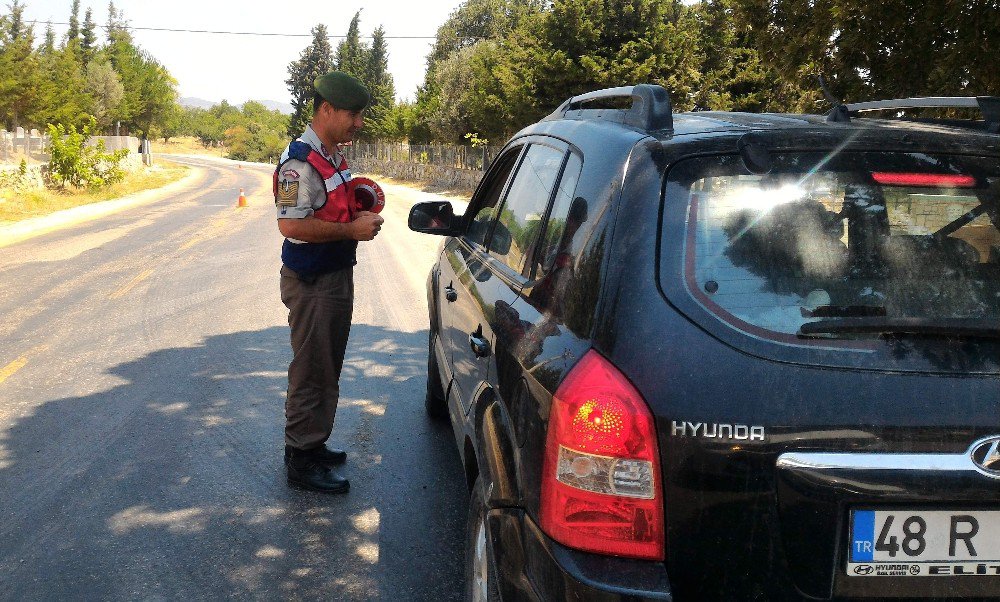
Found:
[408,85,1000,601]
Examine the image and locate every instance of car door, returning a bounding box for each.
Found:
[443,140,570,414]
[438,145,522,414]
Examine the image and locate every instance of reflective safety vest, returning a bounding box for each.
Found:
[275,140,357,276]
[273,140,355,223]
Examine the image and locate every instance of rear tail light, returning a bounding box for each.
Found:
[871,172,976,188]
[540,350,665,561]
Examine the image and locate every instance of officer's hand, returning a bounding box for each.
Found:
[350,211,385,241]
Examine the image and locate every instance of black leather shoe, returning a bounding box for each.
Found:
[286,448,350,494]
[310,445,347,466]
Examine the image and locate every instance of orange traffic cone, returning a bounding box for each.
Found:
[237,188,247,208]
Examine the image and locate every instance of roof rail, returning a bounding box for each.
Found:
[827,96,1000,132]
[545,84,673,133]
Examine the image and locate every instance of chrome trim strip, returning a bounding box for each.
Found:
[777,452,976,473]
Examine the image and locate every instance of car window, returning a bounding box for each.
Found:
[488,143,566,274]
[671,151,1000,343]
[530,153,584,280]
[465,147,522,247]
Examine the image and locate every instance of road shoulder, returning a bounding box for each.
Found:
[0,165,205,249]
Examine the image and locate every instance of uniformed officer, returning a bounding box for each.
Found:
[274,71,384,493]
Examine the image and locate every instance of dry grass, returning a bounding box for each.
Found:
[153,136,226,158]
[0,160,188,223]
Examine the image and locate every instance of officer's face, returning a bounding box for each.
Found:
[319,103,365,145]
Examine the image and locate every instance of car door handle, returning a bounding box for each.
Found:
[469,327,491,358]
[444,282,458,303]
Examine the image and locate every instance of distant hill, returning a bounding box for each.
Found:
[178,96,215,110]
[179,97,293,115]
[256,100,294,115]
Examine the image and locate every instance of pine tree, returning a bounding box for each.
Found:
[361,26,396,139]
[0,1,40,129]
[43,21,55,54]
[106,1,131,45]
[5,0,26,39]
[81,8,97,65]
[335,12,366,77]
[285,24,334,137]
[67,0,81,43]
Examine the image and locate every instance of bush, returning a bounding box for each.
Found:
[224,122,285,164]
[0,159,40,191]
[47,116,131,189]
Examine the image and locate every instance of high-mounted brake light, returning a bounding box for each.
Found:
[540,350,664,561]
[871,172,976,188]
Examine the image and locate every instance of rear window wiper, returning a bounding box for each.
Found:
[800,305,887,318]
[798,317,1000,339]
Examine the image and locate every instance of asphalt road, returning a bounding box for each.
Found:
[0,156,469,601]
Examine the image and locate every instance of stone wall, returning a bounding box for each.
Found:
[0,145,143,192]
[350,157,483,193]
[0,132,140,163]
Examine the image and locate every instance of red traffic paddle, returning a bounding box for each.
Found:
[351,177,385,214]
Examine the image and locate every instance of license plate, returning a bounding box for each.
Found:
[849,510,1000,577]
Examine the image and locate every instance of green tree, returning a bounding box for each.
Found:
[224,102,289,163]
[105,1,131,45]
[105,38,178,138]
[34,43,91,129]
[425,0,543,75]
[80,8,98,65]
[414,0,543,141]
[730,0,1000,109]
[184,107,224,147]
[285,24,334,137]
[67,0,80,43]
[85,59,124,129]
[47,116,129,189]
[691,0,782,112]
[425,44,479,142]
[0,1,40,130]
[335,12,366,76]
[484,0,700,133]
[149,101,184,142]
[375,101,417,141]
[358,26,396,140]
[42,21,55,54]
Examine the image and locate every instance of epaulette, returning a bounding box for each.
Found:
[288,140,312,162]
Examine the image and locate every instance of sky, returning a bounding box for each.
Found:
[19,0,466,106]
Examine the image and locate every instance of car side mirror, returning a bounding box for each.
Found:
[409,201,458,235]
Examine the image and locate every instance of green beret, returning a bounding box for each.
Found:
[314,71,371,111]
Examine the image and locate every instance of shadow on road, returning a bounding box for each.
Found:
[0,324,466,601]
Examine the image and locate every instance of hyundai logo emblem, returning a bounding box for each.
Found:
[970,437,1000,478]
[854,565,874,575]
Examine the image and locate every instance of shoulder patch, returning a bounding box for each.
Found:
[276,180,299,206]
[282,169,300,180]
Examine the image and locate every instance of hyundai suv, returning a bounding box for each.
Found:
[408,85,1000,601]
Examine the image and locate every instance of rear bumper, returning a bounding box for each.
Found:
[777,450,1000,599]
[489,507,672,601]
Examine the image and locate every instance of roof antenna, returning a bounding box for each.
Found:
[819,75,849,123]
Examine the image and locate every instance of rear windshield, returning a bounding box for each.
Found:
[669,152,1000,349]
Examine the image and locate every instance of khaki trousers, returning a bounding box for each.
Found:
[280,265,354,449]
